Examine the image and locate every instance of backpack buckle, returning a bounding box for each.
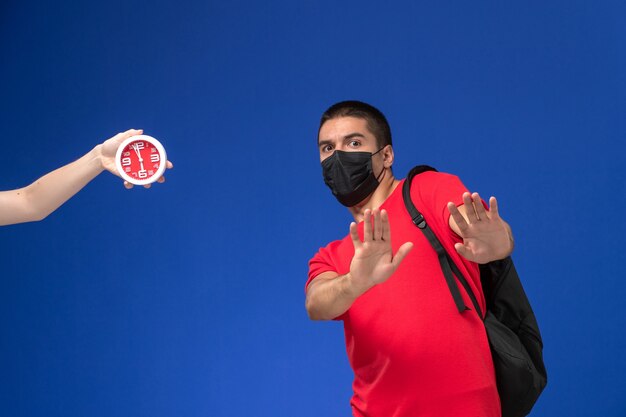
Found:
[412,214,426,229]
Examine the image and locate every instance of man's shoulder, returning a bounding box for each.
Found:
[406,169,464,195]
[308,231,354,267]
[307,233,353,282]
[401,168,468,227]
[407,169,460,185]
[315,233,352,256]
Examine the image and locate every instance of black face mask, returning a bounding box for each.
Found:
[321,148,385,207]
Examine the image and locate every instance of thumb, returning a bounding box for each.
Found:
[391,242,413,269]
[454,243,474,261]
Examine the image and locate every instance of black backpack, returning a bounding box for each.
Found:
[402,165,547,417]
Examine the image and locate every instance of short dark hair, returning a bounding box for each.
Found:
[319,100,392,149]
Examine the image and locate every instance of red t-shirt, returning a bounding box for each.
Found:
[307,172,500,417]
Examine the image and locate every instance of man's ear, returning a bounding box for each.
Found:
[382,145,394,168]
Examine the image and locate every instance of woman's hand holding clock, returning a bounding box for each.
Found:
[100,129,173,189]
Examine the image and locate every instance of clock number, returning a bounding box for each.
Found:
[121,157,131,166]
[138,169,148,179]
[134,142,145,150]
[150,154,160,163]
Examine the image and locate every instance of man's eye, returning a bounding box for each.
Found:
[349,141,360,147]
[323,145,333,152]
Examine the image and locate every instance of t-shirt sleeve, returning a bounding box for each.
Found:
[306,244,338,292]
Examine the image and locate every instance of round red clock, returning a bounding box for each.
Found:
[115,135,168,185]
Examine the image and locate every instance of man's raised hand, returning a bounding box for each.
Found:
[347,208,413,295]
[448,192,514,264]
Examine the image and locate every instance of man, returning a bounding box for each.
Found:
[0,129,173,226]
[306,101,514,416]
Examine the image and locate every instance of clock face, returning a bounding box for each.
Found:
[115,135,167,185]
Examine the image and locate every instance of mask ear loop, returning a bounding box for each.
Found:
[372,146,387,182]
[372,146,385,156]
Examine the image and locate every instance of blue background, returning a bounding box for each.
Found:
[1,1,624,416]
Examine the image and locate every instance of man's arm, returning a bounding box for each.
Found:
[448,192,514,264]
[305,271,362,321]
[0,129,173,226]
[306,208,413,321]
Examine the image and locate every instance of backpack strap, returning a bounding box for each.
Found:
[402,166,484,317]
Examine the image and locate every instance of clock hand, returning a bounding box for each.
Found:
[132,144,142,159]
[132,144,145,170]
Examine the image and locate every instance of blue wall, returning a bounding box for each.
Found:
[1,1,624,416]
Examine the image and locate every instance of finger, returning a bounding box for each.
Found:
[472,192,488,219]
[363,209,372,241]
[166,160,174,169]
[381,209,391,242]
[373,208,382,240]
[349,222,362,248]
[489,196,500,219]
[454,242,475,262]
[111,129,143,144]
[124,181,133,189]
[157,176,166,183]
[391,242,414,269]
[448,202,469,234]
[120,128,142,138]
[143,183,152,189]
[462,192,478,222]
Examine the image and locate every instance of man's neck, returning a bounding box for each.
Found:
[348,170,400,222]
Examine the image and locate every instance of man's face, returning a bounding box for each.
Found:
[318,116,380,163]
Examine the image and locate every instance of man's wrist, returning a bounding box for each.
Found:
[343,273,372,300]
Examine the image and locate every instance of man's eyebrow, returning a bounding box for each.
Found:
[343,132,366,140]
[318,133,367,148]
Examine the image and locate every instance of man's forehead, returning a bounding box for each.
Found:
[318,116,373,142]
